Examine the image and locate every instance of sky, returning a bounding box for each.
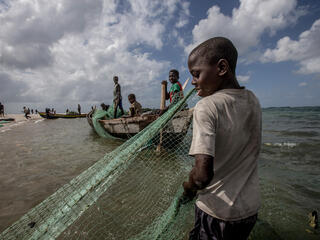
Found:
[1,0,320,113]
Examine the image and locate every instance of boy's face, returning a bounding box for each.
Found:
[188,54,223,97]
[113,77,118,84]
[128,96,135,104]
[169,71,178,84]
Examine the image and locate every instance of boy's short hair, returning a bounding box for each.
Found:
[128,93,136,99]
[169,69,179,79]
[190,37,238,75]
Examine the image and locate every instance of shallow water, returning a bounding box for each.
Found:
[0,107,320,239]
[0,118,123,232]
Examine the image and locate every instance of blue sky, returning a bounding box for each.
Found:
[1,0,320,113]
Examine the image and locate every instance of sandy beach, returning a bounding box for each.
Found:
[0,114,43,132]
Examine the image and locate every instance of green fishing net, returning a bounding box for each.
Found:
[0,88,279,239]
[0,89,197,239]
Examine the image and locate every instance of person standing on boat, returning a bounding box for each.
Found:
[162,69,184,105]
[78,104,81,115]
[113,76,124,118]
[181,37,261,240]
[128,94,142,117]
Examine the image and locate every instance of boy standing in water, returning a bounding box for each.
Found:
[162,69,184,105]
[113,76,124,118]
[182,37,261,240]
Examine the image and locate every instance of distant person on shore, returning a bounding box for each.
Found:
[100,103,109,111]
[113,76,124,118]
[180,37,261,240]
[78,104,81,114]
[162,69,184,105]
[128,94,142,117]
[31,109,34,114]
[23,106,31,119]
[0,102,4,117]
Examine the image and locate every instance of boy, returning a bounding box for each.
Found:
[162,69,184,104]
[182,37,261,240]
[113,76,124,118]
[128,94,142,117]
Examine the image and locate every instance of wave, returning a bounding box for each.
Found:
[263,142,297,148]
[34,119,44,124]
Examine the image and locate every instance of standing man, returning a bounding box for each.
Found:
[113,76,124,118]
[78,104,81,115]
[0,102,4,117]
[181,37,261,240]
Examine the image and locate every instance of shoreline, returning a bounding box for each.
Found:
[0,114,43,132]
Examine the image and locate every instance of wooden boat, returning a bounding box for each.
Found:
[86,109,95,128]
[39,112,87,119]
[87,108,193,141]
[0,118,15,122]
[87,79,193,141]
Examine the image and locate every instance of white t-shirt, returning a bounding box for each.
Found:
[189,88,261,221]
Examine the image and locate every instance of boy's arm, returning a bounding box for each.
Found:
[183,154,214,199]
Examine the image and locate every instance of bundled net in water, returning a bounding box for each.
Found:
[0,89,199,240]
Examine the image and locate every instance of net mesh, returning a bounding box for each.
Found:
[1,88,275,239]
[0,89,198,240]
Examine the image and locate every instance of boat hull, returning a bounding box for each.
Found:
[39,112,87,119]
[96,109,193,140]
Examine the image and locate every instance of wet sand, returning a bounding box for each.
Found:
[0,114,42,132]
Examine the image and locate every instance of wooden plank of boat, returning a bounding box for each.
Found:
[99,114,158,138]
[99,108,193,139]
[39,112,87,119]
[86,109,95,128]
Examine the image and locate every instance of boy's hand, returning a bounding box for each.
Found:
[182,181,197,200]
[178,194,192,206]
[161,80,167,85]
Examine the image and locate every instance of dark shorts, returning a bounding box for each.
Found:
[189,205,257,240]
[114,98,123,109]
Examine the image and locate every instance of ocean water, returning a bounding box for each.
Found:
[0,107,319,239]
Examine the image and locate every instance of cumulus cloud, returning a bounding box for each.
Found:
[261,19,320,74]
[0,0,102,69]
[0,0,190,105]
[185,0,305,55]
[237,75,250,83]
[0,72,33,102]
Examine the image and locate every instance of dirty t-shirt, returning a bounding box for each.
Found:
[189,88,261,221]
